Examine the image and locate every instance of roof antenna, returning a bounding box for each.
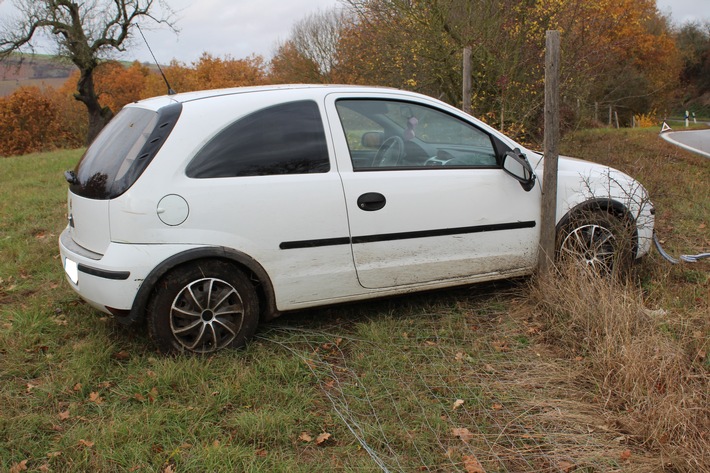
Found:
[136,23,176,95]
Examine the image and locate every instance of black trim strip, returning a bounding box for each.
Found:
[279,237,351,250]
[353,221,536,244]
[78,264,130,280]
[280,221,536,250]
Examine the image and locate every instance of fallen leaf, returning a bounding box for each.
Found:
[315,432,331,445]
[58,410,70,421]
[255,448,267,457]
[452,427,473,442]
[112,350,130,361]
[453,399,465,410]
[88,392,103,404]
[212,440,220,447]
[9,459,28,473]
[73,383,82,392]
[557,460,575,472]
[78,439,95,448]
[620,449,632,461]
[38,464,50,473]
[462,454,485,473]
[148,387,159,403]
[299,432,313,443]
[162,465,175,473]
[46,451,62,458]
[134,393,146,402]
[491,403,503,410]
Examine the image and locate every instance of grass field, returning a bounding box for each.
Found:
[0,129,707,472]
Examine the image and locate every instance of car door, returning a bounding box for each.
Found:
[326,94,541,289]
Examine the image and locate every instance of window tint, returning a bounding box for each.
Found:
[70,103,182,199]
[187,100,329,178]
[335,99,498,170]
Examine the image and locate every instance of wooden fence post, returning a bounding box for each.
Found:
[538,30,560,274]
[462,46,472,114]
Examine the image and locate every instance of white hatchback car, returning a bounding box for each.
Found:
[59,85,654,353]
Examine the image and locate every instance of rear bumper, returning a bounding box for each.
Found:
[58,227,203,314]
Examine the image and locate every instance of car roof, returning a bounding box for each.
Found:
[132,84,403,110]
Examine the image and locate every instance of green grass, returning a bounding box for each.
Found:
[1,132,707,472]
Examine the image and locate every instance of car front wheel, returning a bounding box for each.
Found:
[147,260,259,354]
[557,212,633,276]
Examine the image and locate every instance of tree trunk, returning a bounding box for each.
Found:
[75,66,114,145]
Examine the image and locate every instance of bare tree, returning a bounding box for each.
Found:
[290,8,350,82]
[0,0,176,144]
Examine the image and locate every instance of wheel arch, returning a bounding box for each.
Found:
[122,247,279,325]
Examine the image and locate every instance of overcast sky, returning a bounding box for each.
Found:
[0,0,707,64]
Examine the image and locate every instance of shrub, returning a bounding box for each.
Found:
[0,87,60,156]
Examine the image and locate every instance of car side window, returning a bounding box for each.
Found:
[335,99,498,170]
[186,100,329,178]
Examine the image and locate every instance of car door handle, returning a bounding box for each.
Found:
[357,192,386,211]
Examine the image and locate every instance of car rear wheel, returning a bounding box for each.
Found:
[147,260,259,354]
[557,212,633,276]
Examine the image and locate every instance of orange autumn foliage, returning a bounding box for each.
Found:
[0,86,82,156]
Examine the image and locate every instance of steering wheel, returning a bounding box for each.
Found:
[373,136,405,167]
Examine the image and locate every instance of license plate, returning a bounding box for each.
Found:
[64,258,79,284]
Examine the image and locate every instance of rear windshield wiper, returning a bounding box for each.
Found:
[64,170,79,185]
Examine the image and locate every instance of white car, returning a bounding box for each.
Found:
[59,85,655,353]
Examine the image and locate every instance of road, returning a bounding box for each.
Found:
[660,128,710,158]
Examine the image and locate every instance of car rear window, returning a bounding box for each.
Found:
[69,103,182,199]
[186,100,330,178]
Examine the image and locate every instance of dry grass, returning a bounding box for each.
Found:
[529,264,709,472]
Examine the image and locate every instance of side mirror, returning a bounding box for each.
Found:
[361,131,384,148]
[502,148,536,192]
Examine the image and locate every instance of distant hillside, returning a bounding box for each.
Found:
[0,53,160,97]
[0,53,76,96]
